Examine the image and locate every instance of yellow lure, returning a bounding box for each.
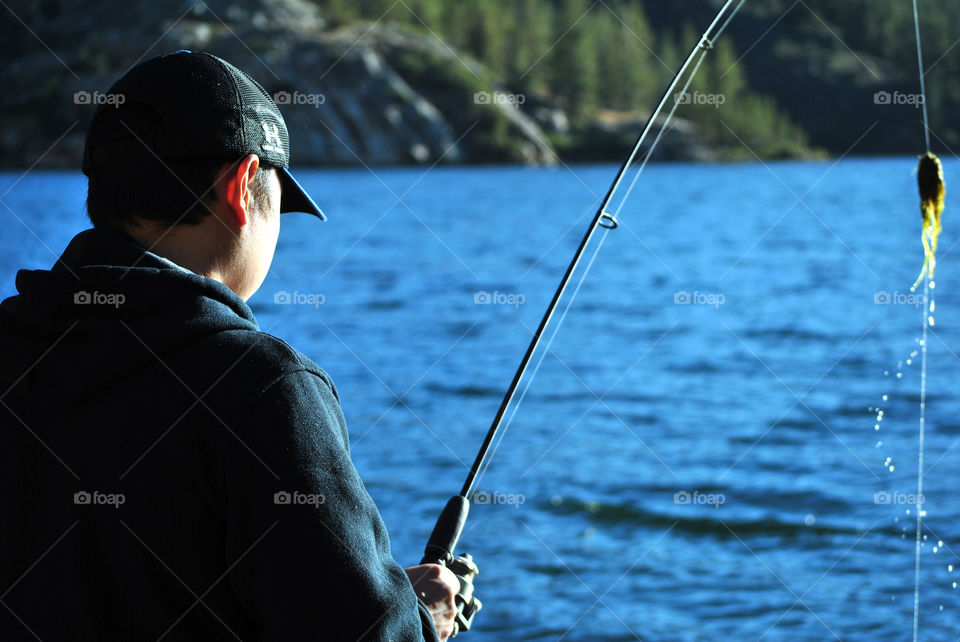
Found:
[912,152,945,291]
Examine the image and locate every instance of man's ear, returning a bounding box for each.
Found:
[219,154,260,228]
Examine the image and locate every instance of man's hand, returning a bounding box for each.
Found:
[405,563,460,641]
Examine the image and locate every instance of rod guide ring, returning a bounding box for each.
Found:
[599,212,619,230]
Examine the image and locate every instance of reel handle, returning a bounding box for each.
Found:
[447,553,481,636]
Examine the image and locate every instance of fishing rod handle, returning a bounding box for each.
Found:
[421,495,482,636]
[421,494,470,565]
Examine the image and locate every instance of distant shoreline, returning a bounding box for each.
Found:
[0,153,938,174]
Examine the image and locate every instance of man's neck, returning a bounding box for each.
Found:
[120,221,226,286]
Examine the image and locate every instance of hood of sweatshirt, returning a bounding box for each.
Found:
[0,227,259,409]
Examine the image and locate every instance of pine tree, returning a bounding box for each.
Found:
[546,0,599,114]
[404,0,443,30]
[592,2,659,110]
[508,0,554,92]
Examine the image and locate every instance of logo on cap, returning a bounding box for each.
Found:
[262,122,284,154]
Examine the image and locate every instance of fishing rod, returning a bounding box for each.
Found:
[420,1,747,635]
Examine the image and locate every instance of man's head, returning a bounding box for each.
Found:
[81,51,323,300]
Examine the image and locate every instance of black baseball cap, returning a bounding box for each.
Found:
[82,50,325,220]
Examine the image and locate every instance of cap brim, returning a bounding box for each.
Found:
[278,166,325,221]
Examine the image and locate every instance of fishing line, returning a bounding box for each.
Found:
[473,231,612,491]
[716,0,748,37]
[912,275,930,642]
[420,9,753,633]
[610,0,747,218]
[911,0,931,152]
[475,30,716,490]
[418,6,762,636]
[609,45,708,219]
[910,2,935,639]
[470,0,746,494]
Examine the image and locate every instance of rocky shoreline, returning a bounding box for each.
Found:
[1,0,820,169]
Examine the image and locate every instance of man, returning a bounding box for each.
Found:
[0,51,462,640]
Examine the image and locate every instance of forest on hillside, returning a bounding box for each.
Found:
[316,0,960,158]
[1,0,957,165]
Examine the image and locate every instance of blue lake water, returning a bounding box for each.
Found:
[2,158,959,640]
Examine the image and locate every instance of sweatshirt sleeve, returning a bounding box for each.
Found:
[224,367,439,641]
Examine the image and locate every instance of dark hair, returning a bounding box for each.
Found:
[85,158,274,228]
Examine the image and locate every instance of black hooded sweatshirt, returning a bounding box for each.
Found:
[0,227,438,641]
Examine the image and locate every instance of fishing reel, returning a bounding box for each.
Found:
[444,552,481,636]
